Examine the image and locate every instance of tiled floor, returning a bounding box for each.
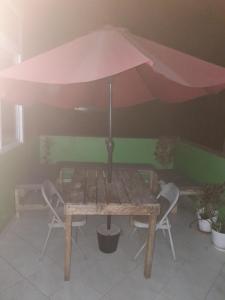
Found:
[0,196,225,300]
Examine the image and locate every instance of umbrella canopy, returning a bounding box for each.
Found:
[1,25,225,108]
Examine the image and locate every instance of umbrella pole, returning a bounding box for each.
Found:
[106,81,113,230]
[107,81,113,183]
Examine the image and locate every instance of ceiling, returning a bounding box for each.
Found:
[13,0,225,67]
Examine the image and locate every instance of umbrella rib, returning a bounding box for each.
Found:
[134,66,157,100]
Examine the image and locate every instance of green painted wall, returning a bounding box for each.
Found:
[3,135,225,230]
[174,141,225,184]
[0,139,39,229]
[40,136,107,163]
[40,136,165,168]
[113,138,160,166]
[40,136,225,184]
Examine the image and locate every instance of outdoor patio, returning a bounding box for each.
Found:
[0,193,224,300]
[1,2,225,300]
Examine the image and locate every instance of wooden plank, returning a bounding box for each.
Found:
[69,168,86,204]
[131,171,149,203]
[64,214,72,281]
[144,215,157,278]
[148,170,159,194]
[69,168,156,205]
[121,170,154,204]
[180,188,203,196]
[15,184,46,218]
[118,170,139,204]
[65,203,160,216]
[96,170,107,203]
[116,170,133,203]
[82,169,88,204]
[106,180,122,204]
[101,170,120,204]
[86,169,98,204]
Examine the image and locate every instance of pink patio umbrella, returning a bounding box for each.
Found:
[1,25,225,183]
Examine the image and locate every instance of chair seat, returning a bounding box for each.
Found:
[133,183,179,261]
[56,207,86,225]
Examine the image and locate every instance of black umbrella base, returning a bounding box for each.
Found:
[97,224,121,253]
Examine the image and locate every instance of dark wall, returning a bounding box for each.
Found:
[22,0,225,65]
[173,92,225,151]
[24,89,225,152]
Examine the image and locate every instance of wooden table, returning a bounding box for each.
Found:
[64,166,160,281]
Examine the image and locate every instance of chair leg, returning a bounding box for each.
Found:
[166,219,176,260]
[134,241,146,260]
[40,225,53,259]
[15,189,20,219]
[129,216,133,227]
[72,236,87,260]
[78,226,85,237]
[75,227,78,243]
[129,227,137,238]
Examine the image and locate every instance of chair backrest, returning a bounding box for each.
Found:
[41,180,64,223]
[156,182,180,225]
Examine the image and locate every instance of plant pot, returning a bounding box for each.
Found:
[97,224,120,254]
[212,229,225,251]
[196,208,217,233]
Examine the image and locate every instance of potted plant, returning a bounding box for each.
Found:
[196,183,225,233]
[42,136,53,165]
[153,137,177,195]
[41,136,58,181]
[211,203,225,251]
[154,137,176,168]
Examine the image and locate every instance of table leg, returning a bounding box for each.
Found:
[64,214,72,281]
[144,215,157,278]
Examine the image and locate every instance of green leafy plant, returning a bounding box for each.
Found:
[212,203,225,233]
[197,182,225,220]
[154,137,176,167]
[42,136,53,164]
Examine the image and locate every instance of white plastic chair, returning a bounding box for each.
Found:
[40,180,86,258]
[132,182,180,260]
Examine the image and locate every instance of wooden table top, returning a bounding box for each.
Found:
[64,167,160,216]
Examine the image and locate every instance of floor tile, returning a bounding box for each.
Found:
[51,279,101,300]
[161,269,207,300]
[129,256,181,293]
[28,260,64,297]
[105,274,159,300]
[77,257,127,295]
[0,231,53,277]
[154,291,174,300]
[0,278,49,300]
[205,271,225,300]
[0,257,22,292]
